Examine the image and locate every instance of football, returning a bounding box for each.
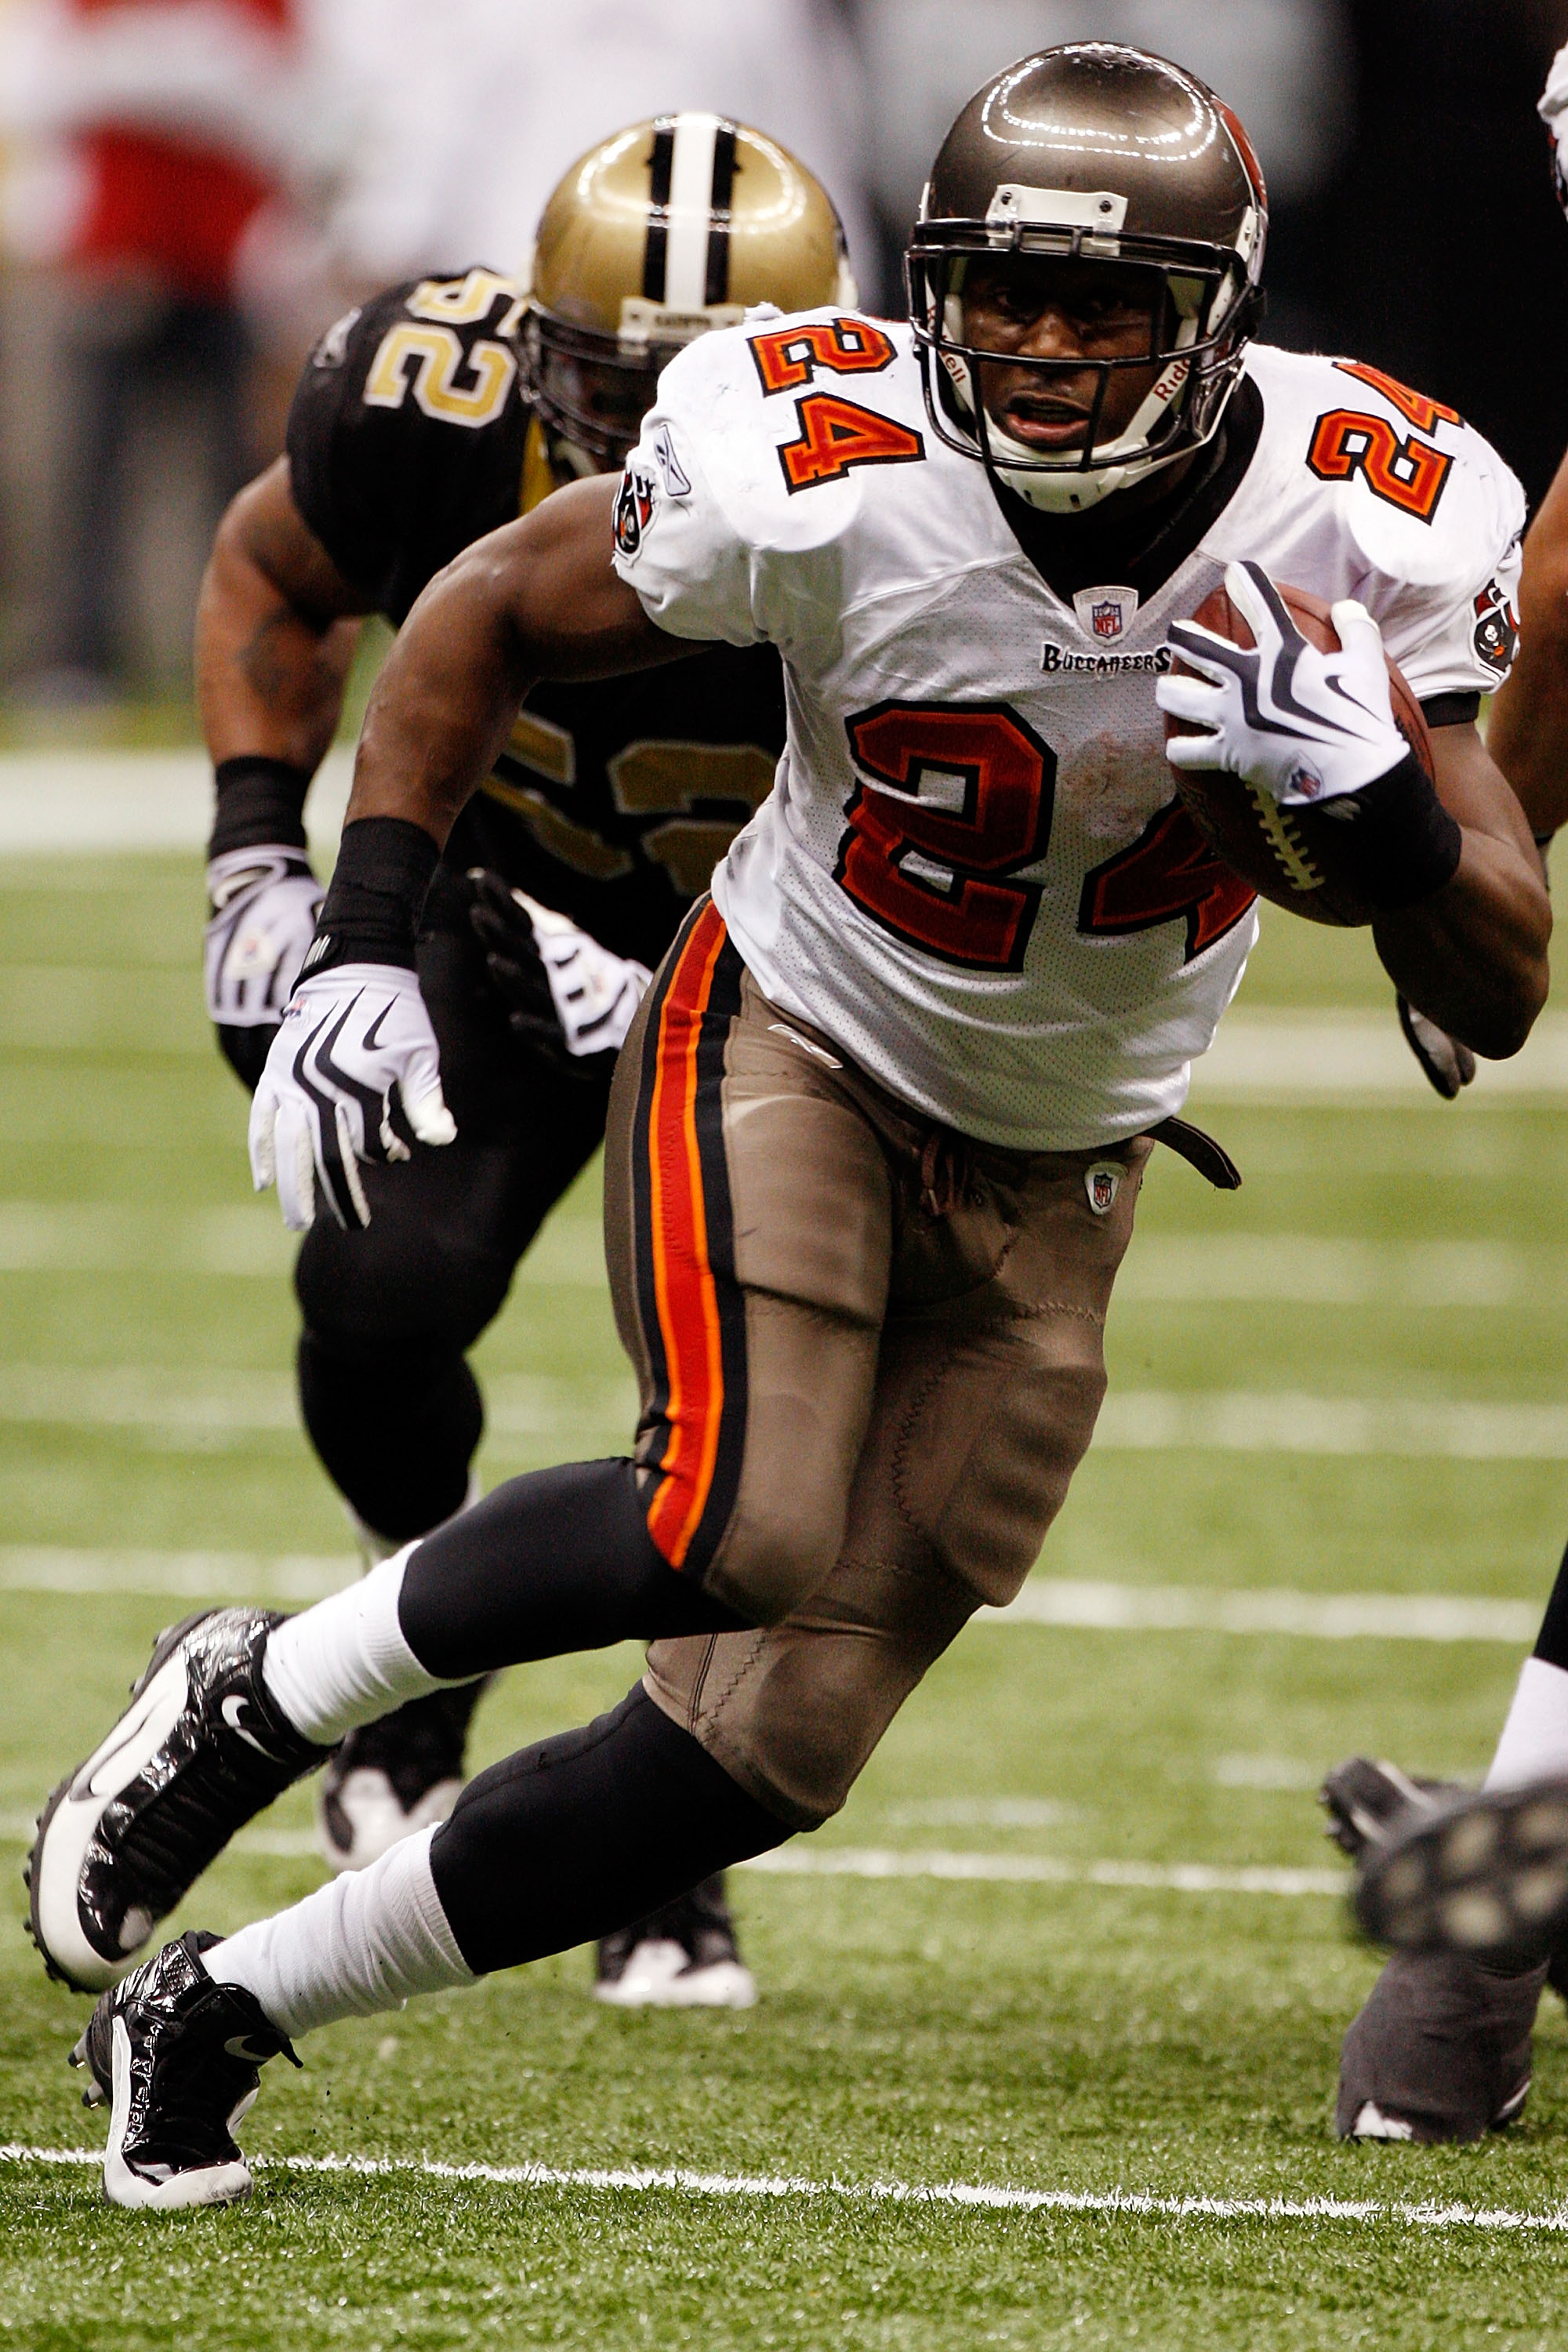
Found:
[1162,582,1436,927]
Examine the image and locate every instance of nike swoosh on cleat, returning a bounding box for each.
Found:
[219,1696,272,1757]
[74,1661,191,1802]
[223,2035,273,2064]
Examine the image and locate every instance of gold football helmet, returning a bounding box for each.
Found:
[523,114,856,479]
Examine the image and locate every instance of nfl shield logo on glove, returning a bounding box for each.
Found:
[1085,1163,1122,1215]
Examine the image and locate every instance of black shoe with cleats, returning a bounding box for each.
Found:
[1319,1755,1461,1861]
[595,1872,757,2008]
[27,1608,336,1992]
[72,1928,300,2209]
[1337,1947,1547,2143]
[317,1684,481,1872]
[1353,1776,1568,1969]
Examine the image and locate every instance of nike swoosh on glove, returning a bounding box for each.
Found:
[1156,560,1409,804]
[204,848,325,1093]
[249,967,456,1231]
[469,871,650,1074]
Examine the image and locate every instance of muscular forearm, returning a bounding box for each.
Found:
[197,466,365,778]
[345,539,535,847]
[346,477,688,847]
[1374,829,1550,1058]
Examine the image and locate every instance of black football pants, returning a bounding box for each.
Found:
[292,866,612,1543]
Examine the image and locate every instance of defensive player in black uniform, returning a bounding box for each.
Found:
[196,115,857,2002]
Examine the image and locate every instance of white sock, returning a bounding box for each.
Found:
[1484,1656,1568,1788]
[261,1548,458,1746]
[206,1826,474,2038]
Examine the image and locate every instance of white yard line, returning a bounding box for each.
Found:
[2,2142,1563,2234]
[0,1817,1341,1889]
[0,1203,603,1284]
[0,1367,635,1442]
[740,1849,1345,1897]
[0,750,351,855]
[986,1581,1540,1644]
[5,1214,1566,1308]
[3,1367,1565,1457]
[0,1549,1540,1643]
[1095,1390,1568,1459]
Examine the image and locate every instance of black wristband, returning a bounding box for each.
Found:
[209,757,313,858]
[1344,753,1464,911]
[305,817,441,974]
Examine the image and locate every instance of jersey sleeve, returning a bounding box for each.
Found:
[610,341,764,648]
[1370,435,1524,709]
[285,273,528,622]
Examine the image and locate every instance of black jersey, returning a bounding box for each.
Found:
[286,269,786,969]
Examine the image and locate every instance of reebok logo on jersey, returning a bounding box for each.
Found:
[1041,642,1172,677]
[651,425,691,499]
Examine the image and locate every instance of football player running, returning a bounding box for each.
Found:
[1323,38,1568,2147]
[33,46,1551,2209]
[172,117,858,2003]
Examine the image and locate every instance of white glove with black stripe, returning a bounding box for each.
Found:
[247,815,454,1231]
[249,964,456,1230]
[1156,561,1408,806]
[204,846,325,1091]
[468,871,649,1072]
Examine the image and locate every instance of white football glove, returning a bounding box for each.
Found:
[249,965,456,1231]
[468,872,649,1066]
[205,846,324,1022]
[1156,561,1409,806]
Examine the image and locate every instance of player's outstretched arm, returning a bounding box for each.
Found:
[1371,722,1550,1062]
[348,474,692,847]
[198,461,371,1091]
[248,475,691,1232]
[1488,444,1568,851]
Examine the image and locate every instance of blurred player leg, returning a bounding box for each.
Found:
[1334,1537,1568,2140]
[294,868,610,1871]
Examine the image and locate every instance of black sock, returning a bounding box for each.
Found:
[1534,1536,1568,1671]
[298,1334,480,1542]
[430,1686,789,1972]
[397,1457,746,1679]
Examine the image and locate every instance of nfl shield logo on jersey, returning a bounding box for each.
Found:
[1073,585,1138,643]
[1085,1162,1122,1215]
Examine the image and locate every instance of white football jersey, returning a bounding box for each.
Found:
[612,310,1523,1149]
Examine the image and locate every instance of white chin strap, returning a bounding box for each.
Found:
[940,281,1203,514]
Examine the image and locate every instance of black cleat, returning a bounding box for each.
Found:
[1320,1756,1462,1861]
[316,1685,481,1873]
[1337,1947,1546,2143]
[595,1873,756,2008]
[27,1609,335,1992]
[71,1928,300,2208]
[1354,1776,1568,1969]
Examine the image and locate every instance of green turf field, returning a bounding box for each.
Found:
[4,850,1568,2349]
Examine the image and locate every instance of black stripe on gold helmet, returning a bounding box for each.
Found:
[906,46,1267,513]
[524,114,857,472]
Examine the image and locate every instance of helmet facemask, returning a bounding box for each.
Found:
[908,208,1263,514]
[521,309,684,475]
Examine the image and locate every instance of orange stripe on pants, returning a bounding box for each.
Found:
[644,902,730,1568]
